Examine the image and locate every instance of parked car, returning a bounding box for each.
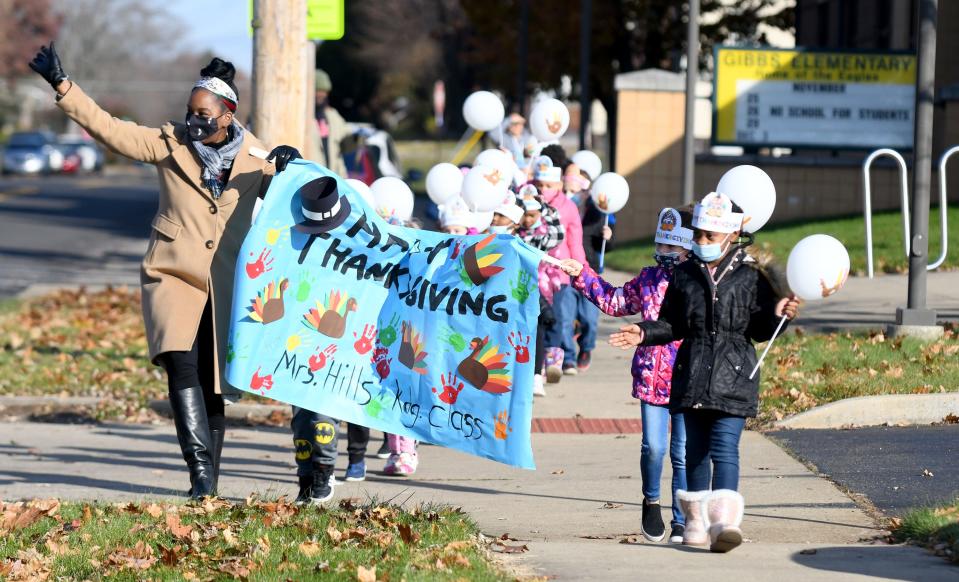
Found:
[1,131,64,175]
[57,135,104,174]
[341,125,403,185]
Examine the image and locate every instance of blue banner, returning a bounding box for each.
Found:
[226,161,542,468]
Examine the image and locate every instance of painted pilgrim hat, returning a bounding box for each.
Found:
[294,176,352,234]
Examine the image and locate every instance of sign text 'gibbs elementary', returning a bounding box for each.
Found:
[713,47,917,149]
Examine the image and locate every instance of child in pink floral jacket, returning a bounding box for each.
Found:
[562,207,694,545]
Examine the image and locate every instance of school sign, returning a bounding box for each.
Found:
[713,46,917,149]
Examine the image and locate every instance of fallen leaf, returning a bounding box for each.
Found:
[158,544,182,567]
[106,541,156,570]
[143,504,164,518]
[601,502,623,509]
[492,543,529,554]
[357,565,377,582]
[327,525,343,544]
[619,535,642,544]
[799,548,818,555]
[218,558,255,579]
[445,540,471,551]
[943,413,959,424]
[550,469,565,475]
[398,523,420,545]
[165,513,193,541]
[223,528,238,546]
[922,468,935,478]
[299,541,322,557]
[315,561,330,572]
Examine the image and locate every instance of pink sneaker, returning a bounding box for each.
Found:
[383,452,418,476]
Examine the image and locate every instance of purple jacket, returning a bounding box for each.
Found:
[572,264,681,405]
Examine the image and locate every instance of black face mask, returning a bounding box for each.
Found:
[185,113,224,142]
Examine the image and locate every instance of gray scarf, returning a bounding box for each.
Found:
[190,121,245,199]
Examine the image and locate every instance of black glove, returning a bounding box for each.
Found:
[267,145,301,173]
[29,42,69,90]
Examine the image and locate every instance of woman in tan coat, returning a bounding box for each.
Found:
[30,44,300,499]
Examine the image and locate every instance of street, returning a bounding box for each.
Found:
[0,171,154,298]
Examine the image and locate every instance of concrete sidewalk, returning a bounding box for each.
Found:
[1,422,953,581]
[792,270,959,331]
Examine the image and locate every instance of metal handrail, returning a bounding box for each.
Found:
[931,146,957,270]
[862,148,911,278]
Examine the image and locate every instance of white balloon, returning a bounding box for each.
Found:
[571,150,602,180]
[716,165,776,233]
[529,98,570,142]
[786,234,850,302]
[344,178,375,208]
[590,172,629,214]
[370,177,414,223]
[461,164,509,212]
[425,163,464,206]
[462,91,505,132]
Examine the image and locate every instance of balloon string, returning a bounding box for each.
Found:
[598,214,609,271]
[451,130,484,166]
[748,314,788,380]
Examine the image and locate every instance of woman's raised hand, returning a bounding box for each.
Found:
[609,324,644,349]
[29,43,69,92]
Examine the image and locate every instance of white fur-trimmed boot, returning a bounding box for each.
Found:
[676,490,710,546]
[702,489,744,553]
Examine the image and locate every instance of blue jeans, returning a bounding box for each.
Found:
[544,284,577,365]
[684,409,747,491]
[574,291,599,354]
[641,403,687,526]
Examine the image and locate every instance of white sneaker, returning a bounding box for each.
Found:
[532,374,546,397]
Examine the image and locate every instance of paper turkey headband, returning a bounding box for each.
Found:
[655,208,693,250]
[194,76,238,112]
[692,192,744,234]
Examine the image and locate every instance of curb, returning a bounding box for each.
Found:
[148,399,290,422]
[0,396,103,417]
[775,392,959,429]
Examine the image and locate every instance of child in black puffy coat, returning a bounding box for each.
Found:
[607,192,799,553]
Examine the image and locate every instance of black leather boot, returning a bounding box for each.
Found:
[169,386,215,499]
[210,427,224,494]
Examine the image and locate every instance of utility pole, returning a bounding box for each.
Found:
[516,0,529,116]
[681,0,699,206]
[893,0,942,339]
[252,0,310,151]
[578,0,592,151]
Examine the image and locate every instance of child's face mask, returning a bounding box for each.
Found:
[692,234,732,262]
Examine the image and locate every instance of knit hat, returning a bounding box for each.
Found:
[692,192,744,234]
[654,207,694,249]
[315,69,332,91]
[533,155,561,182]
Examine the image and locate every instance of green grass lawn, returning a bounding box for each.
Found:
[756,326,959,425]
[892,498,959,563]
[0,498,508,580]
[395,139,484,194]
[606,206,959,276]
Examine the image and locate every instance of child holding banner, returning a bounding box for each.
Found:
[562,207,693,544]
[605,193,799,553]
[516,185,565,397]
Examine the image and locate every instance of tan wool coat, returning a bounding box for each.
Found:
[57,83,275,395]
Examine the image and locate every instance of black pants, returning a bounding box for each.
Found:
[347,423,370,464]
[157,299,224,432]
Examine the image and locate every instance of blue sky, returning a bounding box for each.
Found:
[167,0,254,73]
